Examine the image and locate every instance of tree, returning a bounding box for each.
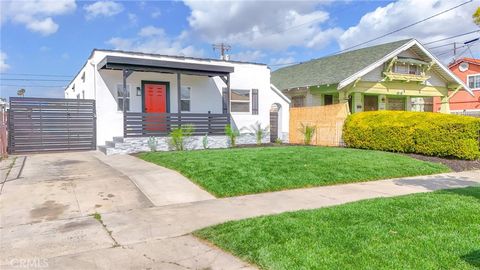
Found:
[473,7,480,25]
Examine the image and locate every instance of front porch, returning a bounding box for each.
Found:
[97,55,234,154]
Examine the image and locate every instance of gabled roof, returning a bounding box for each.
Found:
[271,39,471,95]
[271,39,412,90]
[449,57,480,68]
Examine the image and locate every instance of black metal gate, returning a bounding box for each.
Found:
[8,97,96,154]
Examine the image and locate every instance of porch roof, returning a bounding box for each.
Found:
[98,55,234,77]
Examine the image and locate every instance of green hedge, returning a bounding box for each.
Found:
[343,111,480,160]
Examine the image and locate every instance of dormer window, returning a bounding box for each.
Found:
[393,63,420,75]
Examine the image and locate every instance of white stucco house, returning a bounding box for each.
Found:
[65,49,290,154]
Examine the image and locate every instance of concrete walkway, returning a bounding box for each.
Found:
[96,153,215,206]
[1,152,479,269]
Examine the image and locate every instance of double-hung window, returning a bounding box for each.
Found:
[230,89,250,113]
[181,86,191,112]
[116,84,130,111]
[468,74,480,89]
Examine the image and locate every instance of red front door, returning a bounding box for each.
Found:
[144,83,168,132]
[144,83,167,113]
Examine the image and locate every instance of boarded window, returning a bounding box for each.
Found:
[386,97,405,111]
[411,97,433,112]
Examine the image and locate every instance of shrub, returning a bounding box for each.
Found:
[147,136,158,152]
[343,111,480,160]
[299,123,316,145]
[225,124,240,147]
[169,124,194,151]
[246,121,269,145]
[202,133,209,149]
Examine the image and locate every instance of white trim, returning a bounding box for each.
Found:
[466,73,480,91]
[337,39,473,95]
[270,84,291,103]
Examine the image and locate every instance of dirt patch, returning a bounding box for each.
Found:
[30,200,69,221]
[407,154,480,172]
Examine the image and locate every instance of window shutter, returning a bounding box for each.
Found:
[252,89,259,115]
[222,87,229,114]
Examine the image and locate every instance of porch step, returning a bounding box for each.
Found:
[105,141,115,147]
[113,136,124,143]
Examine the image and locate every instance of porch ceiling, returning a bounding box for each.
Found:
[98,55,234,77]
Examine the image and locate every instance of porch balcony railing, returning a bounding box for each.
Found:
[124,112,230,137]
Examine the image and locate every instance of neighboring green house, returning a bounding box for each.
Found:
[271,39,471,114]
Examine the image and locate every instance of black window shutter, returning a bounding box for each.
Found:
[222,87,228,114]
[252,89,259,115]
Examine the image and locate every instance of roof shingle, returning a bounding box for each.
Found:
[271,39,413,90]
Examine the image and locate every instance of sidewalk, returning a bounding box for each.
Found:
[2,153,479,269]
[100,169,480,245]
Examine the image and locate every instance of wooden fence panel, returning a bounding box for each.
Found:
[289,104,349,146]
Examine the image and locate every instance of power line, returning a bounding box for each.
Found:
[269,0,473,68]
[1,78,71,82]
[334,0,473,54]
[0,84,66,88]
[0,73,73,78]
[423,30,480,45]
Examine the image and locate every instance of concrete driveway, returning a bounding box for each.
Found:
[1,151,479,269]
[0,151,249,269]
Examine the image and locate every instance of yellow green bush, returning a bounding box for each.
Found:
[343,111,480,160]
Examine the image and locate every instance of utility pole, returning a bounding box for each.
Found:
[212,43,231,60]
[453,42,456,62]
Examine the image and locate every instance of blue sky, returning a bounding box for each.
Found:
[0,0,478,99]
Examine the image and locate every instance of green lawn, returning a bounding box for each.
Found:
[139,146,449,197]
[195,187,480,269]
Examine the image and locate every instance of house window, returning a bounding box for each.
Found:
[324,94,334,105]
[468,74,480,89]
[291,96,305,108]
[116,84,130,111]
[393,63,420,75]
[230,89,250,112]
[181,86,191,112]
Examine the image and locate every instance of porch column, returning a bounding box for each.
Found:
[177,73,182,125]
[440,96,451,114]
[226,73,231,123]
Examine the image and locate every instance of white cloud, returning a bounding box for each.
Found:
[107,26,204,57]
[0,51,9,72]
[183,1,342,51]
[151,10,161,19]
[128,13,138,25]
[338,0,479,56]
[84,1,123,20]
[229,50,265,62]
[0,0,76,35]
[269,56,296,66]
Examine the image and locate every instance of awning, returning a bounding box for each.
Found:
[98,55,234,77]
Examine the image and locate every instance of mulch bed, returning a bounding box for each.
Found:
[407,153,480,172]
